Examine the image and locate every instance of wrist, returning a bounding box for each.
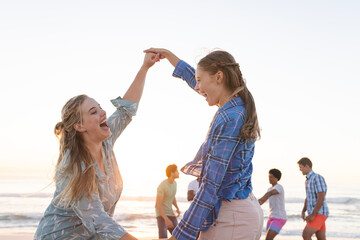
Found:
[140,65,150,71]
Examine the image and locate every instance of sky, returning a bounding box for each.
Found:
[0,0,359,197]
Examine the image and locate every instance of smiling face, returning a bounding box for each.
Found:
[195,67,231,107]
[75,97,111,143]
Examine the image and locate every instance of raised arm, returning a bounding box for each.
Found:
[143,48,180,67]
[122,52,159,103]
[144,48,198,94]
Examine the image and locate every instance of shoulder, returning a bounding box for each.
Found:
[219,106,245,122]
[157,180,168,194]
[55,150,71,177]
[314,173,326,183]
[274,184,284,192]
[189,179,197,185]
[212,115,244,139]
[215,111,245,131]
[158,179,167,187]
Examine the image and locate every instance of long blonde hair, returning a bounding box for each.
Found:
[54,94,98,207]
[198,50,261,141]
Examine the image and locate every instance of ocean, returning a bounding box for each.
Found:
[0,178,359,239]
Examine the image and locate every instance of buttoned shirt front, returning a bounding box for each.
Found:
[171,60,255,240]
[305,170,329,217]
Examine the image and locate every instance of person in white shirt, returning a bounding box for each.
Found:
[259,169,287,240]
[187,177,200,201]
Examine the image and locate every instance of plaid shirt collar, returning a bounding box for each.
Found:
[218,97,245,114]
[306,170,315,180]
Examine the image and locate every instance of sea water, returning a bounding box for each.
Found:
[0,178,359,238]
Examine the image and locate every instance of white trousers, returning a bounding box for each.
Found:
[199,193,264,240]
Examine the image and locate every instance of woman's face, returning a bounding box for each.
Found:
[77,97,112,143]
[195,67,223,106]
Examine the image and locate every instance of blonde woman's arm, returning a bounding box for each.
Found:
[106,52,158,145]
[122,52,159,103]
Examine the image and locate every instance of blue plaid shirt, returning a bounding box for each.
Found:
[305,170,329,217]
[172,60,255,240]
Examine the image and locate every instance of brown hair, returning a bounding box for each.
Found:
[166,164,178,178]
[297,157,313,168]
[198,50,260,140]
[54,94,98,207]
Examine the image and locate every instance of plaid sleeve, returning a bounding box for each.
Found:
[172,60,197,90]
[172,119,241,240]
[314,174,327,193]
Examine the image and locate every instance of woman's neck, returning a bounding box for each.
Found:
[218,92,235,108]
[217,84,235,108]
[84,140,103,164]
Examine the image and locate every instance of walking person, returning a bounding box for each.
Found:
[155,164,181,239]
[258,169,287,240]
[298,157,329,240]
[34,52,159,240]
[145,48,263,240]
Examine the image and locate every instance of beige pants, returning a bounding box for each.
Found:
[199,193,263,240]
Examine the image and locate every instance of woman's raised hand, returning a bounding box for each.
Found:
[143,48,180,67]
[143,52,160,69]
[122,52,159,103]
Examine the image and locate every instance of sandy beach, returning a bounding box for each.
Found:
[1,232,356,240]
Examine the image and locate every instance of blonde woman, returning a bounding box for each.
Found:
[144,48,264,240]
[34,52,159,240]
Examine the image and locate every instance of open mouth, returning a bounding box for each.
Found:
[100,120,109,129]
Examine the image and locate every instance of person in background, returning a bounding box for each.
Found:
[144,48,263,240]
[258,168,287,240]
[298,157,329,240]
[34,52,159,240]
[155,164,181,239]
[187,177,200,201]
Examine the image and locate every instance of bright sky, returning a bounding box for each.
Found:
[1,0,359,196]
